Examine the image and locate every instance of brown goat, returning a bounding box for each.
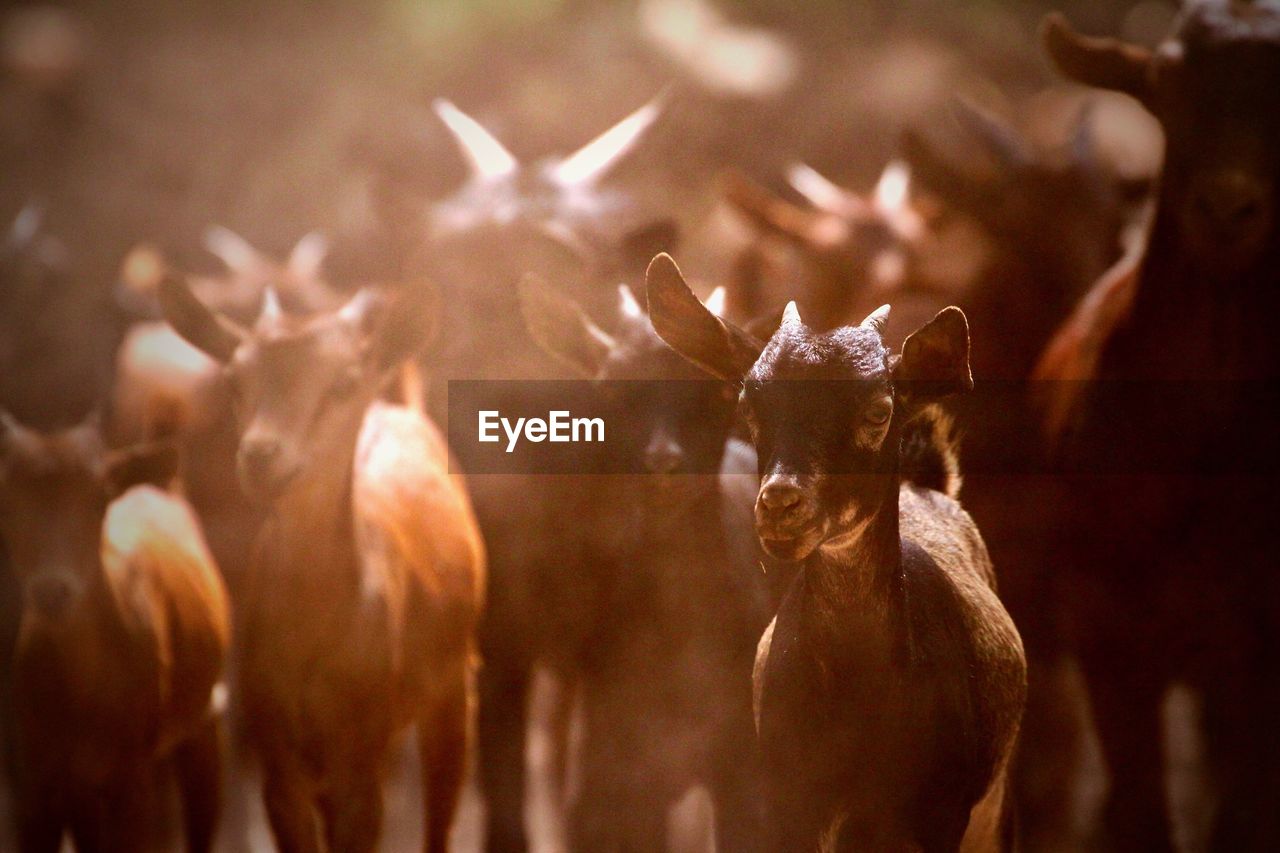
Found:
[647,255,1026,851]
[159,278,484,852]
[1036,4,1280,850]
[110,230,345,599]
[0,413,230,852]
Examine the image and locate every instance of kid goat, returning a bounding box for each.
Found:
[647,254,1026,851]
[0,413,230,852]
[160,279,485,852]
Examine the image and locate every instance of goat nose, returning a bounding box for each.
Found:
[1192,171,1267,229]
[241,438,281,469]
[644,437,683,474]
[760,481,803,512]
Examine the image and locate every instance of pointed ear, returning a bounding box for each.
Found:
[721,170,842,249]
[158,275,245,364]
[518,275,615,378]
[357,285,439,374]
[895,307,973,402]
[1041,13,1153,102]
[645,253,763,382]
[104,441,180,498]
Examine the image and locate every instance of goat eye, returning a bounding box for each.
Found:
[864,403,891,426]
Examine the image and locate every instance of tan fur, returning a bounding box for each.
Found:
[101,485,232,738]
[241,401,484,852]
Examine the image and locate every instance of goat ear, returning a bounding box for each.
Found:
[355,285,438,375]
[721,170,840,250]
[158,275,245,364]
[518,275,615,378]
[104,441,180,498]
[646,253,763,382]
[895,307,973,402]
[1041,13,1153,102]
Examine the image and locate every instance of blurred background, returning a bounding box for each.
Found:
[0,0,1171,423]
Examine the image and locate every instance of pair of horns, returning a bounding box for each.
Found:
[784,160,912,219]
[433,93,666,188]
[203,227,329,280]
[778,300,890,334]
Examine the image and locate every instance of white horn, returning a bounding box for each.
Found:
[204,225,266,274]
[860,303,891,334]
[337,288,380,326]
[550,94,665,188]
[786,163,855,215]
[287,232,328,280]
[618,284,644,319]
[432,99,519,183]
[782,300,803,328]
[260,286,283,323]
[873,161,911,213]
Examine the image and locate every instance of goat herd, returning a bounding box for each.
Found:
[1,2,1279,851]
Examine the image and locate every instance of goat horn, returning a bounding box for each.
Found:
[550,92,666,188]
[432,98,519,183]
[861,304,891,334]
[204,225,268,274]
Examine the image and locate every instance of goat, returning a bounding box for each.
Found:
[647,254,1026,851]
[0,412,229,852]
[514,267,769,850]
[110,228,343,598]
[159,278,485,852]
[399,101,674,852]
[1032,4,1280,849]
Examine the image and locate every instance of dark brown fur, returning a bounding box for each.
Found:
[647,254,1026,851]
